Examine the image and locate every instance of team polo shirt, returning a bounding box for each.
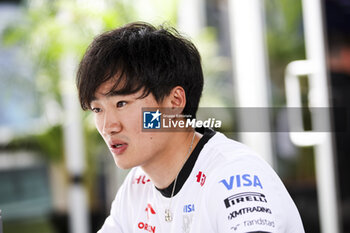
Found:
[98,129,305,233]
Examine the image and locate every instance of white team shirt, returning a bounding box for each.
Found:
[98,129,305,233]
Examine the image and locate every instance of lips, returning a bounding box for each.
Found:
[108,140,128,155]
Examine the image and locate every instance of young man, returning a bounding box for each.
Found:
[77,22,305,233]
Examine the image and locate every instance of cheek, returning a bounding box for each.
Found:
[123,111,142,132]
[138,133,164,151]
[94,115,104,135]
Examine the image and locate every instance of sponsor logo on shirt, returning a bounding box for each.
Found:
[243,218,275,228]
[145,203,156,220]
[227,206,272,220]
[230,218,274,232]
[230,223,241,231]
[183,204,195,213]
[133,175,151,184]
[137,222,156,233]
[219,174,263,190]
[182,214,193,233]
[196,171,206,186]
[223,192,267,208]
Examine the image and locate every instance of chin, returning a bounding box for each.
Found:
[113,158,136,170]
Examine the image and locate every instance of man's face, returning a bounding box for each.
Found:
[90,79,172,169]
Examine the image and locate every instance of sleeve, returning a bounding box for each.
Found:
[97,197,124,233]
[98,170,134,233]
[200,157,304,233]
[98,215,123,233]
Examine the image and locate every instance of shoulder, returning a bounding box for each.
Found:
[198,131,271,173]
[201,132,293,203]
[200,132,282,197]
[196,132,304,232]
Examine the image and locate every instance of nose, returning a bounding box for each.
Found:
[101,110,122,136]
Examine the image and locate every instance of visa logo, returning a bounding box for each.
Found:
[219,174,263,190]
[183,204,195,213]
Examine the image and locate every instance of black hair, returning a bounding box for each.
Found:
[76,22,204,119]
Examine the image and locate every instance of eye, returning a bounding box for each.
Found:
[116,101,127,108]
[91,107,102,113]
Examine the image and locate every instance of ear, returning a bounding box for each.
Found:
[163,86,186,113]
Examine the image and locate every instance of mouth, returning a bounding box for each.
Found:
[109,142,128,155]
[111,144,126,148]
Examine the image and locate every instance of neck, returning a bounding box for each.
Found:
[141,130,201,189]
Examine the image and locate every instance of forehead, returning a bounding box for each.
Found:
[91,78,146,103]
[90,80,119,104]
[94,79,116,97]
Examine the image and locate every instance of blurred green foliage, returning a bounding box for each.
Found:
[4,125,64,162]
[1,0,179,159]
[265,0,305,104]
[3,0,138,105]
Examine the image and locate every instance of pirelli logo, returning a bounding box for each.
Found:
[224,192,267,208]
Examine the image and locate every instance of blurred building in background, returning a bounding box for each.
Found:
[325,0,350,232]
[0,0,349,233]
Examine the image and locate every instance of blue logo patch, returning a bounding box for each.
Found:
[219,174,263,190]
[183,204,195,213]
[143,110,162,129]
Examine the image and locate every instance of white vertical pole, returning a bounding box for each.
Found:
[177,0,206,37]
[60,53,90,233]
[301,0,341,232]
[228,0,274,166]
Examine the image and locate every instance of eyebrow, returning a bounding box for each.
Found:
[90,89,125,104]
